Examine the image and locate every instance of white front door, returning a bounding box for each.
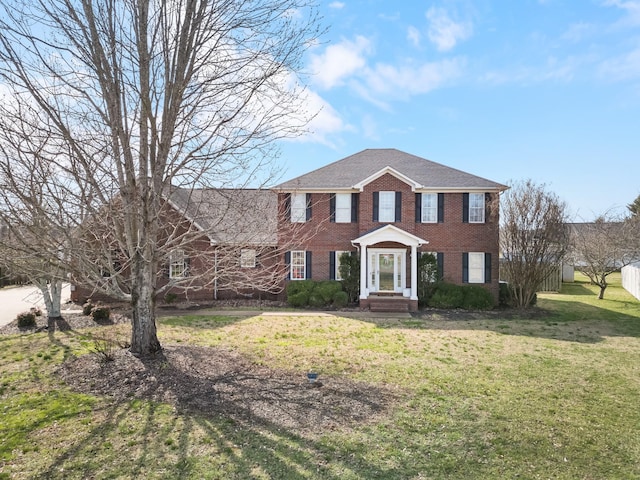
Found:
[368,249,405,293]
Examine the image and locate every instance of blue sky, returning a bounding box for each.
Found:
[277,0,640,221]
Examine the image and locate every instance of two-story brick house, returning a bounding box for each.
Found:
[70,148,507,311]
[275,148,507,311]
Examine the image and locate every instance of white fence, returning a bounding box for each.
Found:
[621,262,640,301]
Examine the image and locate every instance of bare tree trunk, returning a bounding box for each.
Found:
[33,278,63,319]
[130,252,161,356]
[598,284,607,300]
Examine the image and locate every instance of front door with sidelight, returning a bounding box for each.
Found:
[368,249,405,293]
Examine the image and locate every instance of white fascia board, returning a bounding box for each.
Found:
[165,197,209,234]
[353,166,422,192]
[352,224,428,248]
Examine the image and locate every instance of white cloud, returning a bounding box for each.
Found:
[602,0,640,26]
[407,26,422,48]
[364,58,465,97]
[329,1,345,9]
[308,36,372,89]
[598,47,640,80]
[360,115,379,141]
[480,55,588,85]
[289,89,352,146]
[561,22,594,43]
[425,7,473,52]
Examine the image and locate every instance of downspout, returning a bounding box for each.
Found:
[214,249,218,300]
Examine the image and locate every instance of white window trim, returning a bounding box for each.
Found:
[468,252,485,283]
[469,193,485,223]
[290,250,306,280]
[335,193,351,223]
[335,250,348,280]
[378,191,395,223]
[169,249,187,279]
[421,193,438,223]
[240,249,256,268]
[291,193,306,223]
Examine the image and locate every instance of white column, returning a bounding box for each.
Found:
[359,245,368,299]
[410,244,418,300]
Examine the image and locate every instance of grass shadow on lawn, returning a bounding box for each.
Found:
[341,297,640,344]
[41,343,399,479]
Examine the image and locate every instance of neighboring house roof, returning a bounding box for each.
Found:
[275,148,508,192]
[168,188,278,246]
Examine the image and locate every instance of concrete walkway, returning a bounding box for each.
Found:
[0,284,74,327]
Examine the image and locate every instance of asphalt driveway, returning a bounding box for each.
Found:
[0,284,72,327]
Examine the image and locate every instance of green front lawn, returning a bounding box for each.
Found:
[1,275,639,479]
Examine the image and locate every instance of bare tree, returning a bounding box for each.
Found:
[0,0,320,355]
[568,214,640,299]
[628,193,640,217]
[500,180,570,308]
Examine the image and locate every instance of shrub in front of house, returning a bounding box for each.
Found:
[499,282,537,307]
[91,306,111,322]
[82,300,94,316]
[428,283,494,310]
[429,283,465,309]
[308,292,326,308]
[332,290,348,308]
[461,285,494,310]
[288,291,310,308]
[16,311,36,329]
[315,281,343,303]
[286,280,345,308]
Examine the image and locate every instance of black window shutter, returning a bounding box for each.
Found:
[438,193,444,223]
[485,192,491,223]
[437,252,444,280]
[484,253,492,283]
[415,193,422,222]
[329,251,336,280]
[373,192,379,221]
[284,251,291,280]
[351,193,358,222]
[462,252,469,283]
[462,193,469,223]
[284,194,291,219]
[395,192,402,222]
[329,194,336,223]
[305,251,312,279]
[306,193,312,221]
[185,257,190,277]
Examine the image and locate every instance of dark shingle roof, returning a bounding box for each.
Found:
[168,188,278,245]
[275,148,507,191]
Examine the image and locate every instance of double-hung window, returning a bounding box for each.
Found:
[469,193,485,223]
[421,193,438,223]
[290,251,306,280]
[378,191,395,222]
[468,252,485,283]
[291,193,307,223]
[169,249,187,278]
[334,250,348,280]
[335,194,351,223]
[240,249,256,268]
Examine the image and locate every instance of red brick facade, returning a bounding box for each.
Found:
[278,172,502,304]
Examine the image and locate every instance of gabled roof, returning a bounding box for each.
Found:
[168,188,278,245]
[352,224,428,247]
[275,149,508,192]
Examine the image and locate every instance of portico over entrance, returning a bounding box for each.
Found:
[351,225,427,311]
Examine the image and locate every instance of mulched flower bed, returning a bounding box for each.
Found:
[2,305,397,436]
[56,344,397,436]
